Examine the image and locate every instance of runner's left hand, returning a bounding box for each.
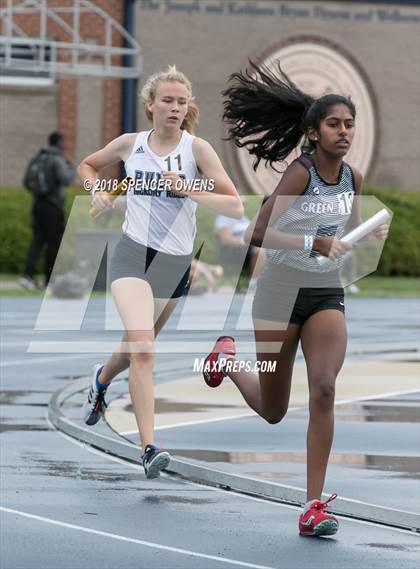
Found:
[371,224,389,240]
[162,171,185,194]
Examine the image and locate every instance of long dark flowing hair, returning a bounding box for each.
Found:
[222,60,356,170]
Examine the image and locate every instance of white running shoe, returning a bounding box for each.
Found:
[83,365,108,426]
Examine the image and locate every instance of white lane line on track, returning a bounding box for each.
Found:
[134,411,257,434]
[1,506,274,569]
[120,388,420,435]
[46,414,419,537]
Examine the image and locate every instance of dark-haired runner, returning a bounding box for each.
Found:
[203,62,388,536]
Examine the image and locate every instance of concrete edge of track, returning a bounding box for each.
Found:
[48,378,420,534]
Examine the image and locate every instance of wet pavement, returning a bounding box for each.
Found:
[1,295,420,568]
[121,392,419,514]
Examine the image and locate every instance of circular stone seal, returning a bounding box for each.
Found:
[229,38,378,195]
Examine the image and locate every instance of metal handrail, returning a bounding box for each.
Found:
[0,0,141,79]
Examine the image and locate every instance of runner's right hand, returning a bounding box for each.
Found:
[313,236,352,260]
[91,190,112,212]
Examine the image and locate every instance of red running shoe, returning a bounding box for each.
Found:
[203,336,236,388]
[299,493,339,537]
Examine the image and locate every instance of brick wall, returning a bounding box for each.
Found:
[0,85,58,187]
[2,1,419,189]
[2,0,125,183]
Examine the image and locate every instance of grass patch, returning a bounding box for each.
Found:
[351,276,419,297]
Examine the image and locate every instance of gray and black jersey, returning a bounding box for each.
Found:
[266,154,356,273]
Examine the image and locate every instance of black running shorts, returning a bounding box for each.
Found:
[110,234,192,299]
[252,263,345,326]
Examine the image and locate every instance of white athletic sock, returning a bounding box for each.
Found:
[303,499,318,514]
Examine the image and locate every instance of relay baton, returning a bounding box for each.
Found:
[89,177,133,218]
[317,208,391,265]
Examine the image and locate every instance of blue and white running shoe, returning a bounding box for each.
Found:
[83,365,108,426]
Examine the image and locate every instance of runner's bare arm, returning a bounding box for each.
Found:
[344,166,363,232]
[190,138,244,219]
[244,161,309,249]
[77,133,137,187]
[78,133,137,211]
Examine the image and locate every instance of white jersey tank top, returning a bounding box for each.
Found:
[123,129,198,255]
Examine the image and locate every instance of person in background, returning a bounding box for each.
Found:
[215,202,265,289]
[189,258,224,295]
[20,131,76,290]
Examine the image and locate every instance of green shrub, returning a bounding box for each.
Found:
[0,187,85,275]
[364,186,420,276]
[0,185,419,276]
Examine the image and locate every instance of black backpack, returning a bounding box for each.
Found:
[23,149,56,196]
